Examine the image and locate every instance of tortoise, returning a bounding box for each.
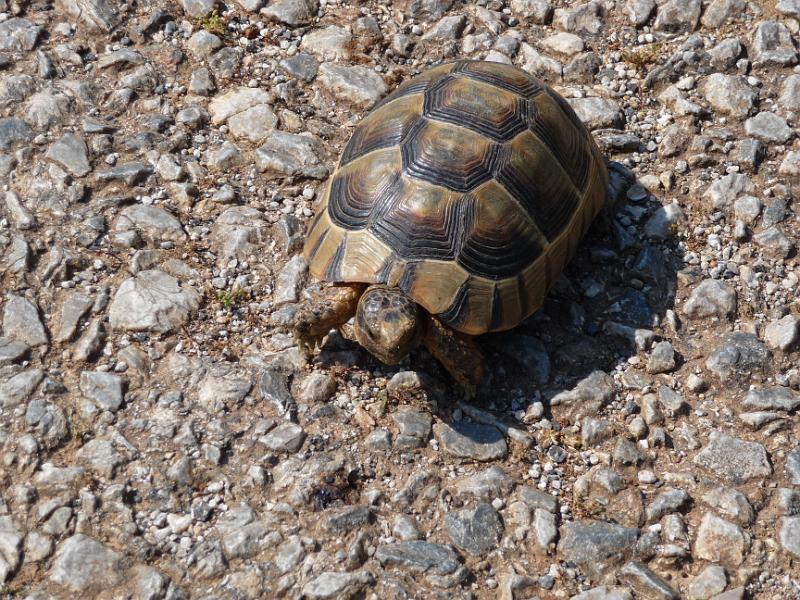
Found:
[294,60,631,393]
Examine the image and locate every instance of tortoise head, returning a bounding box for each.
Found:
[354,284,423,364]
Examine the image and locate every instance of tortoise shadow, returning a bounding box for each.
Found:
[476,174,684,413]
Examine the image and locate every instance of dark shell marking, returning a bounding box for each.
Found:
[305,60,608,335]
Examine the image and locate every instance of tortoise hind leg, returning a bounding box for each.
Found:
[421,315,485,398]
[293,283,366,352]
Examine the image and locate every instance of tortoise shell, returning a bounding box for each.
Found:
[304,60,608,336]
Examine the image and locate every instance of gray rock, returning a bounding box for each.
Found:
[777,488,800,516]
[205,141,241,172]
[56,0,118,31]
[693,431,772,483]
[619,561,679,600]
[700,0,744,27]
[228,104,277,145]
[280,53,319,82]
[261,0,319,25]
[421,15,467,40]
[705,332,770,381]
[3,294,48,347]
[187,30,222,59]
[645,488,690,522]
[0,336,28,367]
[780,517,800,557]
[327,506,374,533]
[444,503,503,555]
[779,74,800,111]
[0,519,22,583]
[392,515,422,540]
[115,205,185,244]
[434,421,507,461]
[779,151,800,176]
[259,422,306,453]
[751,21,798,67]
[44,133,91,177]
[572,588,633,600]
[27,90,72,129]
[80,371,124,412]
[511,0,552,22]
[0,18,40,51]
[787,447,800,485]
[744,111,794,144]
[374,541,462,576]
[743,387,800,412]
[644,201,684,239]
[56,292,93,342]
[519,43,564,79]
[180,0,216,18]
[317,63,387,109]
[626,0,656,25]
[302,25,352,61]
[299,372,336,404]
[49,534,123,592]
[688,565,727,600]
[551,370,615,424]
[647,341,676,374]
[693,513,748,567]
[275,536,305,573]
[582,417,614,446]
[4,191,36,230]
[709,37,743,71]
[208,46,240,80]
[518,487,559,513]
[0,117,33,150]
[778,0,800,16]
[682,279,736,320]
[302,571,376,599]
[26,398,69,446]
[256,131,328,179]
[558,521,639,576]
[189,67,216,96]
[543,32,584,56]
[532,508,558,549]
[700,485,754,525]
[109,270,200,334]
[209,87,271,125]
[568,97,624,130]
[653,0,700,32]
[0,74,35,108]
[734,195,762,223]
[76,439,125,477]
[658,386,687,414]
[553,1,604,34]
[95,162,153,186]
[754,225,794,258]
[274,254,307,305]
[703,74,756,118]
[399,0,454,21]
[393,407,433,447]
[221,520,276,559]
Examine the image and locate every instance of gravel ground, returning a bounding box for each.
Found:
[1,0,800,598]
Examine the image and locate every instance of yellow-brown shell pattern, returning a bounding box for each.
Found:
[305,60,608,335]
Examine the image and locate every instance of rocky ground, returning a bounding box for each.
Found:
[0,0,800,597]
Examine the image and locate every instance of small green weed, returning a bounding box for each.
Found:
[200,10,226,37]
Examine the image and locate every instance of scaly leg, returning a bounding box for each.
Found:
[293,283,365,352]
[421,315,485,398]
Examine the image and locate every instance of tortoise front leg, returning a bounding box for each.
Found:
[293,283,365,352]
[421,315,485,398]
